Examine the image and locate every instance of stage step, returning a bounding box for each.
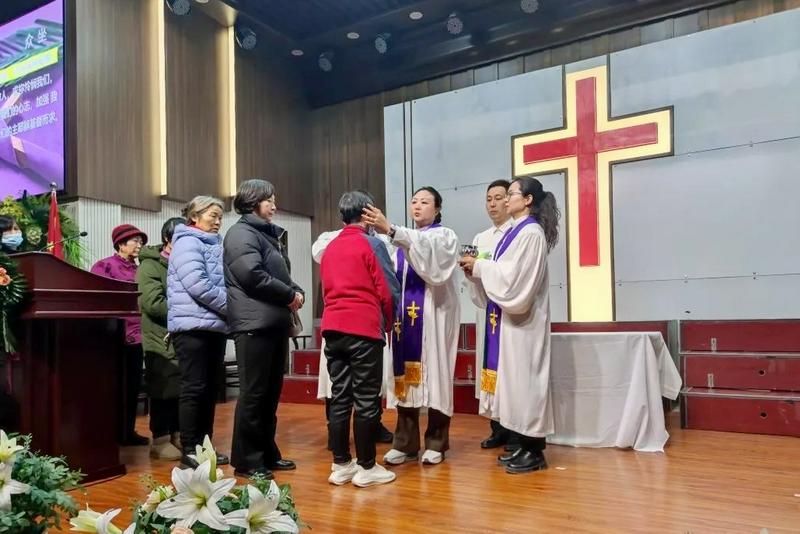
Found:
[682,352,800,391]
[279,375,322,405]
[680,320,800,353]
[291,350,320,376]
[461,324,476,350]
[454,380,479,414]
[681,387,800,437]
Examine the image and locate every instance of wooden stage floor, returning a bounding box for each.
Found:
[58,402,800,533]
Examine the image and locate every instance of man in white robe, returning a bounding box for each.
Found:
[464,179,516,450]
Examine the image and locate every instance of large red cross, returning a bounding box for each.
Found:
[520,77,660,266]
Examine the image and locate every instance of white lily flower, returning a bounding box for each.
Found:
[0,462,30,512]
[189,436,217,482]
[156,460,235,531]
[224,483,299,534]
[142,484,176,513]
[0,431,24,463]
[69,506,126,534]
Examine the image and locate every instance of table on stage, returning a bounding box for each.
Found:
[547,332,682,452]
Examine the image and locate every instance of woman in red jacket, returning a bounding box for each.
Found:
[91,224,149,446]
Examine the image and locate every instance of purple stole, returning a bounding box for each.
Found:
[482,216,538,394]
[391,223,440,399]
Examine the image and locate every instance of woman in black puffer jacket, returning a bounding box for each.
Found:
[223,179,305,479]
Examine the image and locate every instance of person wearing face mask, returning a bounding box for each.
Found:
[0,216,23,254]
[362,186,461,466]
[465,180,518,452]
[460,176,561,474]
[91,223,150,446]
[224,179,305,479]
[0,215,22,429]
[167,196,229,469]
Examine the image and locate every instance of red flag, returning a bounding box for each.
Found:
[47,187,64,260]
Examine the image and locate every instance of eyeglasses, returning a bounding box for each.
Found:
[506,191,524,198]
[127,237,144,245]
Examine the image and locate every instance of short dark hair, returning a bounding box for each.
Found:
[0,215,15,234]
[234,179,275,215]
[161,217,185,246]
[339,190,374,224]
[487,179,510,192]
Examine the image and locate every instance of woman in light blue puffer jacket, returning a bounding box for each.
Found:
[167,195,229,468]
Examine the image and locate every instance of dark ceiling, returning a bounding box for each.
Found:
[1,0,736,108]
[223,0,733,107]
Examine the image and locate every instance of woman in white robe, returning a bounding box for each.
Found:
[363,186,460,466]
[460,176,561,474]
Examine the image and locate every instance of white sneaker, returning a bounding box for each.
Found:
[352,464,396,488]
[421,449,443,465]
[383,448,418,465]
[328,459,359,485]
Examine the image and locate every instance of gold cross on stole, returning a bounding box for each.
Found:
[406,301,420,326]
[393,317,402,340]
[489,310,498,335]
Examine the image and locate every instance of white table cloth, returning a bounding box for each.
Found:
[547,332,682,452]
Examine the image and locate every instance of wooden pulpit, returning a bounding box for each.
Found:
[9,252,139,482]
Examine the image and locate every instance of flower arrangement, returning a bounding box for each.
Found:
[0,192,85,267]
[0,253,26,355]
[70,437,304,534]
[0,430,84,533]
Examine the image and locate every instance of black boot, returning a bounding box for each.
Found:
[497,447,523,466]
[504,432,521,452]
[481,434,506,449]
[482,420,509,449]
[506,450,547,474]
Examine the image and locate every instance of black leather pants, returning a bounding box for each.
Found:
[324,331,384,469]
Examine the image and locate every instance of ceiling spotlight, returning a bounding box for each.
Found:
[318,51,334,72]
[446,13,464,35]
[290,49,304,57]
[409,11,423,20]
[235,24,257,50]
[165,0,191,16]
[520,0,540,14]
[195,0,209,3]
[347,31,360,40]
[374,33,391,54]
